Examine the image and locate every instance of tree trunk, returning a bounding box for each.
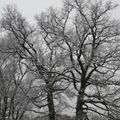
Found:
[36,64,56,120]
[76,87,86,120]
[47,90,55,120]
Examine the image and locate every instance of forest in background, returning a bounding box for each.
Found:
[0,0,120,120]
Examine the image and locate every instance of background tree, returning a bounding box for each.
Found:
[0,51,33,120]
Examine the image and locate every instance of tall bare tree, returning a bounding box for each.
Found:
[1,1,120,120]
[36,0,120,120]
[0,5,71,120]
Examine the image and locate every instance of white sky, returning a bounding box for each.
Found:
[0,0,120,24]
[0,0,63,23]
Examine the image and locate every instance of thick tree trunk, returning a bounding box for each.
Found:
[47,90,55,120]
[76,87,86,120]
[36,64,56,120]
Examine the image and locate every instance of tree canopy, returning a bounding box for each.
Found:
[0,0,120,120]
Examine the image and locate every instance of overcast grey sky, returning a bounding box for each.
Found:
[0,0,120,23]
[0,0,62,23]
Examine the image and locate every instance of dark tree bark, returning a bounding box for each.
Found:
[36,64,56,120]
[47,89,55,120]
[76,88,86,120]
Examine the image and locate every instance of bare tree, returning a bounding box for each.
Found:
[0,5,71,120]
[36,0,120,120]
[0,53,33,120]
[1,1,120,120]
